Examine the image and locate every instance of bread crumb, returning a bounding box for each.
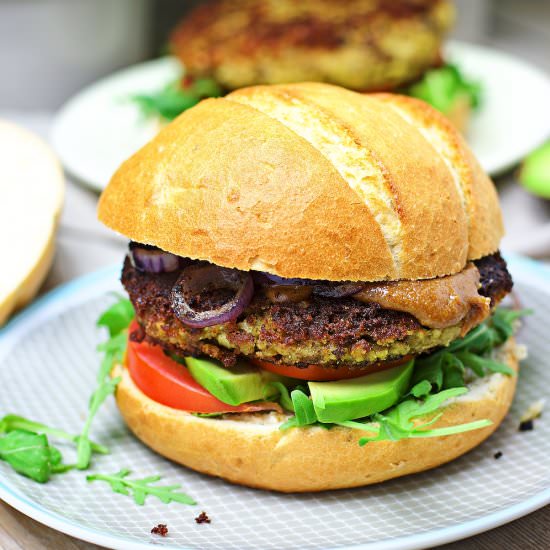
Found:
[151,524,168,537]
[195,511,211,524]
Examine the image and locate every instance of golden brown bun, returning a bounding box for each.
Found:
[113,337,519,493]
[171,0,454,92]
[98,83,503,281]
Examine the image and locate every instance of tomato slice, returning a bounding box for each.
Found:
[126,322,278,413]
[250,356,413,381]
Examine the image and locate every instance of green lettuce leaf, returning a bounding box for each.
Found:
[407,64,482,114]
[132,78,224,121]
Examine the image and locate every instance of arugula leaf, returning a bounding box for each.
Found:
[387,387,469,429]
[411,307,527,394]
[97,298,134,337]
[410,350,467,392]
[491,308,531,343]
[366,387,494,443]
[407,64,482,114]
[76,298,135,470]
[0,415,108,455]
[442,353,466,389]
[0,430,69,483]
[334,388,492,444]
[97,331,128,382]
[269,382,295,412]
[281,308,525,445]
[133,78,223,121]
[278,386,317,430]
[336,419,380,433]
[96,297,134,382]
[76,377,121,470]
[279,416,299,430]
[410,352,445,391]
[86,469,196,506]
[290,389,317,426]
[408,379,432,398]
[354,418,492,444]
[447,323,493,354]
[455,351,515,376]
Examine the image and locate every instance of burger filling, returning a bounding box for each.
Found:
[121,250,511,370]
[99,244,522,443]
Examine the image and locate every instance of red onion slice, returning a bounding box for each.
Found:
[171,264,254,328]
[129,243,180,273]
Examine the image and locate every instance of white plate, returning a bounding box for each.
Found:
[444,41,550,176]
[51,57,182,191]
[0,254,548,550]
[51,42,550,192]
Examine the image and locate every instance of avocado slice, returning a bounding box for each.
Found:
[185,356,285,406]
[309,361,414,423]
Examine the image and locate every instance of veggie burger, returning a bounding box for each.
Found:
[140,0,479,131]
[98,83,520,492]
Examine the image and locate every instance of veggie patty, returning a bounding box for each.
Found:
[122,253,512,371]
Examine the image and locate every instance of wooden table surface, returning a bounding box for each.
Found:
[0,115,548,550]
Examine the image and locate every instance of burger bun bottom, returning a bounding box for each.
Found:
[113,337,519,493]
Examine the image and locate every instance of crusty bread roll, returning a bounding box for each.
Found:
[113,337,519,493]
[0,121,64,325]
[98,83,502,282]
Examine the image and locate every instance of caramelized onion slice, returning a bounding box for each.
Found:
[171,264,254,328]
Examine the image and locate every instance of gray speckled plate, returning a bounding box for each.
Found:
[0,254,548,550]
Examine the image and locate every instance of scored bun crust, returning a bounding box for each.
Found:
[98,83,503,281]
[113,337,519,493]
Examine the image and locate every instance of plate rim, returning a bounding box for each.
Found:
[0,254,549,550]
[445,40,550,176]
[50,56,181,193]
